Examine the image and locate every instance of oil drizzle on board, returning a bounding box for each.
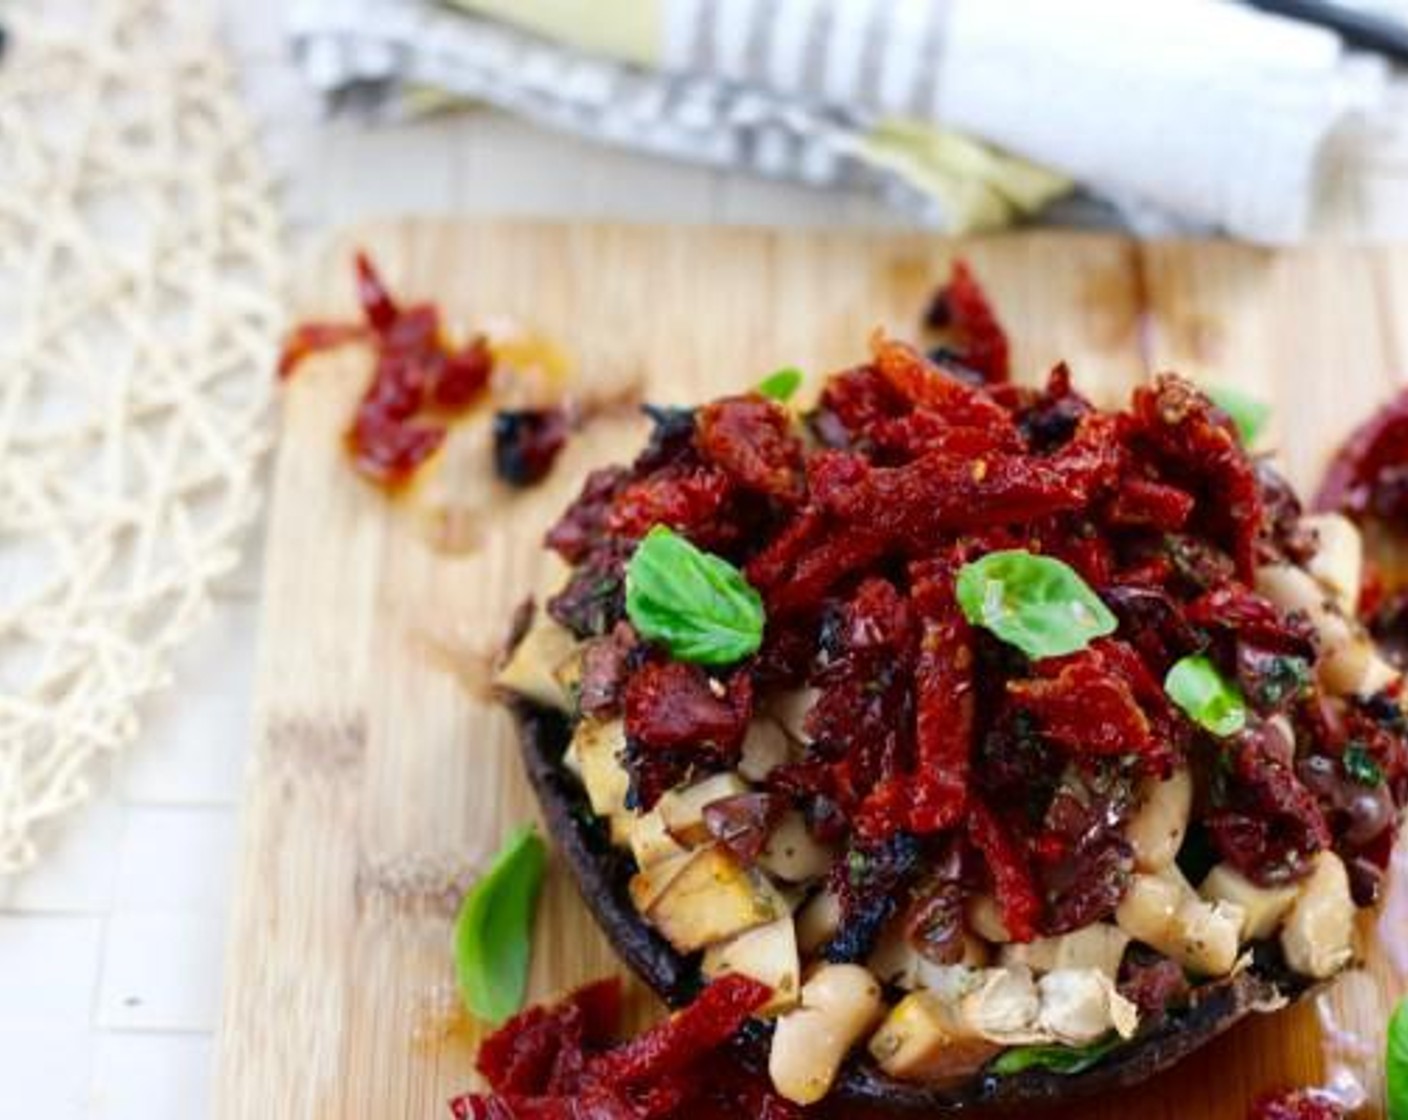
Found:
[409,628,499,703]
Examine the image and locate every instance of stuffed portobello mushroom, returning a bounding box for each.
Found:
[495,314,1407,1112]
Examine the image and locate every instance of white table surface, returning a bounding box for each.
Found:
[3,2,1408,1116]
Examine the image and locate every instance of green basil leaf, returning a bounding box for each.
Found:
[1344,741,1385,786]
[756,367,803,403]
[1389,997,1408,1120]
[990,1035,1122,1076]
[625,525,765,665]
[454,824,547,1025]
[1164,654,1247,736]
[1206,385,1270,446]
[955,550,1117,660]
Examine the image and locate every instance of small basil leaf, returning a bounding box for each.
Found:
[454,824,547,1025]
[625,525,765,665]
[990,1035,1122,1076]
[1207,385,1270,446]
[756,367,803,403]
[1390,997,1408,1120]
[1344,742,1385,786]
[1165,654,1247,736]
[955,550,1117,660]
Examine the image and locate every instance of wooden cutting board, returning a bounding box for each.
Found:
[213,222,1408,1119]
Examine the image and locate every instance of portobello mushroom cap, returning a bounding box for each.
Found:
[513,700,1317,1114]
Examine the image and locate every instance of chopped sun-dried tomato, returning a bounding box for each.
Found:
[453,975,795,1120]
[922,259,1011,383]
[1208,720,1330,886]
[1314,385,1408,521]
[870,333,1019,437]
[1129,374,1264,580]
[276,322,366,379]
[1007,639,1173,774]
[623,662,753,807]
[695,394,805,502]
[279,251,498,488]
[607,465,736,546]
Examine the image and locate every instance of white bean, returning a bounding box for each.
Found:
[1281,851,1355,980]
[769,964,884,1104]
[1127,768,1193,873]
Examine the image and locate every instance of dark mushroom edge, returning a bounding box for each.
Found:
[513,699,1316,1114]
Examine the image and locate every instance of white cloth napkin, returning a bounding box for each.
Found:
[286,0,1391,243]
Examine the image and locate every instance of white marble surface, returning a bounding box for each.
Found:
[3,1,1408,1116]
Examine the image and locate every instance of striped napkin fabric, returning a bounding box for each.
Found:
[287,0,1391,242]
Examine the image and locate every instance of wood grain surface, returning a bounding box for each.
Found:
[213,222,1408,1119]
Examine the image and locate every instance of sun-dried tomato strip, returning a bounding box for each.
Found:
[355,249,400,332]
[590,975,771,1086]
[695,395,805,502]
[455,976,785,1120]
[821,417,1122,545]
[870,333,1019,438]
[855,560,972,839]
[968,798,1040,942]
[277,322,367,379]
[923,259,1011,383]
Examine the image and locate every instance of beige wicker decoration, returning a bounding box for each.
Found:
[0,0,284,874]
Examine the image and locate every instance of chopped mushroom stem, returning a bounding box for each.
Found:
[568,718,632,842]
[738,717,794,780]
[702,916,801,1015]
[658,773,749,845]
[494,610,578,710]
[757,811,835,882]
[869,991,1002,1084]
[632,845,788,953]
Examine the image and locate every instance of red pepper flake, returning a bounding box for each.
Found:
[278,251,497,489]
